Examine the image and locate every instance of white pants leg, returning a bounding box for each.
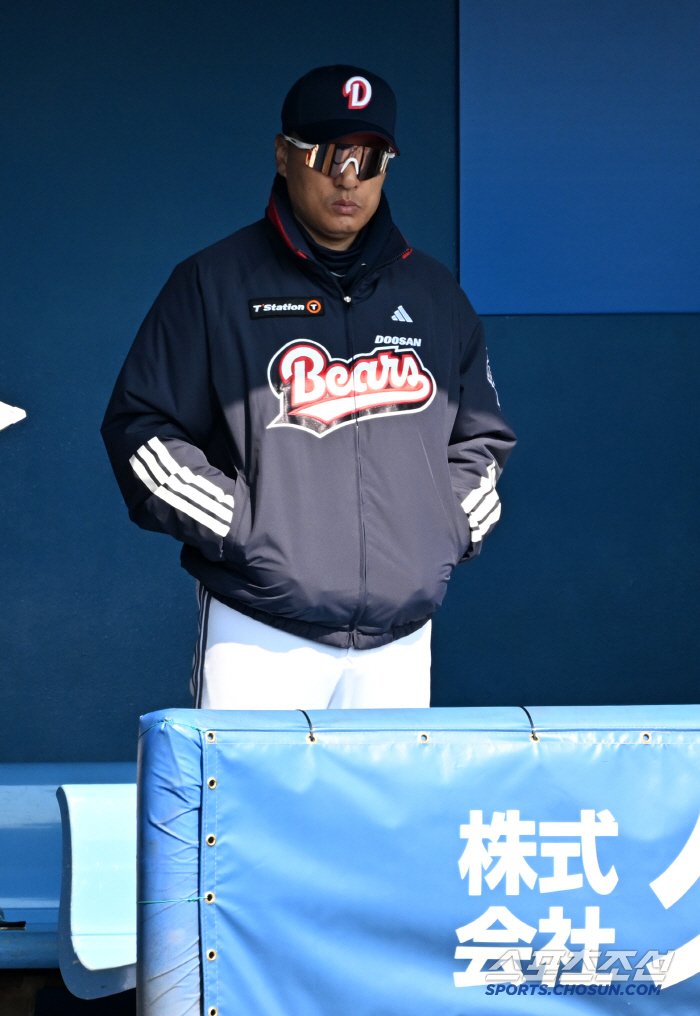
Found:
[326,627,431,708]
[192,589,431,710]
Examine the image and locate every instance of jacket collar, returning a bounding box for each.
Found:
[265,175,411,290]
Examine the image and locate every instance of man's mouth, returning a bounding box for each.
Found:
[332,200,360,215]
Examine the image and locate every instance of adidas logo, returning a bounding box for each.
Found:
[391,305,413,323]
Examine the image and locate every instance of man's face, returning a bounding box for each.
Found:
[275,133,386,251]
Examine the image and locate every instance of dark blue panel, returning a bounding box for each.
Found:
[432,313,700,706]
[0,0,457,762]
[459,0,700,313]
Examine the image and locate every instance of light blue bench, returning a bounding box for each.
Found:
[0,763,135,985]
[56,784,137,998]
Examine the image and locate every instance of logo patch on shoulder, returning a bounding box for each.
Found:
[249,298,324,319]
[267,340,436,437]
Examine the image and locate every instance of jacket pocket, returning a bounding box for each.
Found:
[419,438,471,565]
[222,473,251,561]
[452,491,473,561]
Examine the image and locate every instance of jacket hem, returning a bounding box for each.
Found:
[206,590,431,650]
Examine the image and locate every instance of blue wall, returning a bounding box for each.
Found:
[0,0,458,762]
[459,0,700,313]
[450,0,700,704]
[433,312,700,706]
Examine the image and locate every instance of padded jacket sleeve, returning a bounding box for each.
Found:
[101,260,235,563]
[448,288,517,559]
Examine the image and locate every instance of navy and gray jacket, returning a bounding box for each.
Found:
[102,178,516,649]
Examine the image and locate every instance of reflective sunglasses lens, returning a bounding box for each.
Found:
[305,143,390,180]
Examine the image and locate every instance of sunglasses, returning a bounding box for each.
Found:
[282,134,395,181]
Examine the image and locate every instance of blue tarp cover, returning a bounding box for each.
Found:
[138,706,700,1014]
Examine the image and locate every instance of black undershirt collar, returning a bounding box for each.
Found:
[270,175,396,294]
[297,223,368,277]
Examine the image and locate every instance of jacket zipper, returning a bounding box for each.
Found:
[295,246,411,648]
[343,248,411,646]
[342,296,367,647]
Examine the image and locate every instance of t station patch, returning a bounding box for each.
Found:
[249,298,324,318]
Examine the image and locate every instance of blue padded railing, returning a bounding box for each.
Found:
[137,706,700,1016]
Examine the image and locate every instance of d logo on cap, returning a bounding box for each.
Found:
[343,75,372,110]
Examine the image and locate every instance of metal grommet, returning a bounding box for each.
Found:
[641,732,652,743]
[206,730,216,743]
[206,834,217,846]
[205,891,216,904]
[207,948,217,961]
[419,732,430,743]
[519,705,539,743]
[208,1008,219,1016]
[207,777,217,789]
[306,732,317,743]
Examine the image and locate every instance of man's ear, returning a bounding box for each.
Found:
[274,135,289,178]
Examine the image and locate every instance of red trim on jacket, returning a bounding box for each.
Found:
[266,195,308,259]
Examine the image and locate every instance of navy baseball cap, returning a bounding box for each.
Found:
[282,65,399,154]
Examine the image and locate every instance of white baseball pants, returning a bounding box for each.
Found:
[191,586,431,710]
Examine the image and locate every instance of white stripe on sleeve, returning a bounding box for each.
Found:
[179,464,234,506]
[130,454,159,494]
[461,474,490,514]
[147,481,230,537]
[460,461,501,541]
[129,443,233,539]
[469,488,500,528]
[136,447,233,524]
[147,436,234,506]
[461,461,497,514]
[471,501,502,542]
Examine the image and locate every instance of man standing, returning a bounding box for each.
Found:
[102,65,515,711]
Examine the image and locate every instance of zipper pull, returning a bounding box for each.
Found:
[343,295,352,304]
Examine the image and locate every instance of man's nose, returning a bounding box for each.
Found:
[335,161,360,187]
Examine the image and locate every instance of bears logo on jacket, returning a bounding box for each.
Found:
[267,340,436,437]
